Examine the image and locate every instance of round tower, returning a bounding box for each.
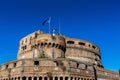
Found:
[17,30,66,60]
[65,37,102,67]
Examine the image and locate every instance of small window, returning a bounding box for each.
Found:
[29,37,32,44]
[78,42,85,45]
[34,61,39,65]
[6,65,8,69]
[14,63,16,67]
[25,38,27,43]
[21,41,23,45]
[59,45,62,49]
[41,43,43,46]
[67,41,74,44]
[77,63,79,68]
[92,45,96,49]
[24,45,27,49]
[88,44,90,47]
[48,43,51,45]
[52,43,55,47]
[45,43,47,45]
[55,44,58,48]
[54,61,59,66]
[35,33,38,38]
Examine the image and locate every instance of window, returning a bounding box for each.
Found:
[21,45,27,50]
[60,77,63,80]
[56,44,58,48]
[21,41,23,45]
[54,61,59,66]
[88,44,90,47]
[52,43,55,47]
[65,77,68,80]
[55,77,58,80]
[77,63,79,68]
[35,33,38,38]
[45,43,47,46]
[13,63,16,67]
[78,42,85,45]
[59,45,62,49]
[29,37,32,44]
[28,77,32,80]
[41,43,43,46]
[67,41,74,44]
[24,45,27,49]
[92,45,96,49]
[34,61,39,65]
[6,65,8,69]
[25,38,27,43]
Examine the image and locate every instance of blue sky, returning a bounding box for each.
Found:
[0,0,120,72]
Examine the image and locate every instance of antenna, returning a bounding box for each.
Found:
[52,28,56,36]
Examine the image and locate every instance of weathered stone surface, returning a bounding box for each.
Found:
[0,30,119,80]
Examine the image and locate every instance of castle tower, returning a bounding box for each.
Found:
[18,30,66,60]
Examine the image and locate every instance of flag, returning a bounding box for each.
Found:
[42,17,51,25]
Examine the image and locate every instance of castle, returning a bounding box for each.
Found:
[0,30,119,80]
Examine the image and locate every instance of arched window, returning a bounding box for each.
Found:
[60,77,63,80]
[22,77,26,80]
[13,63,16,67]
[45,43,47,46]
[55,77,58,80]
[74,77,76,80]
[49,43,51,45]
[70,77,73,80]
[65,77,68,80]
[41,43,43,46]
[44,77,47,80]
[81,78,83,80]
[77,63,79,68]
[78,78,80,80]
[35,33,38,38]
[52,43,55,47]
[6,65,8,69]
[50,77,53,80]
[56,44,59,48]
[11,78,13,80]
[28,77,32,80]
[18,77,20,80]
[39,77,42,80]
[34,77,37,80]
[59,45,62,49]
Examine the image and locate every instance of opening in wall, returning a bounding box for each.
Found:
[67,41,74,44]
[34,61,39,65]
[6,65,8,69]
[78,42,85,45]
[92,45,96,49]
[13,63,16,67]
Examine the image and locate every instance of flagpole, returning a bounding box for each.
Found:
[58,17,61,34]
[48,17,51,34]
